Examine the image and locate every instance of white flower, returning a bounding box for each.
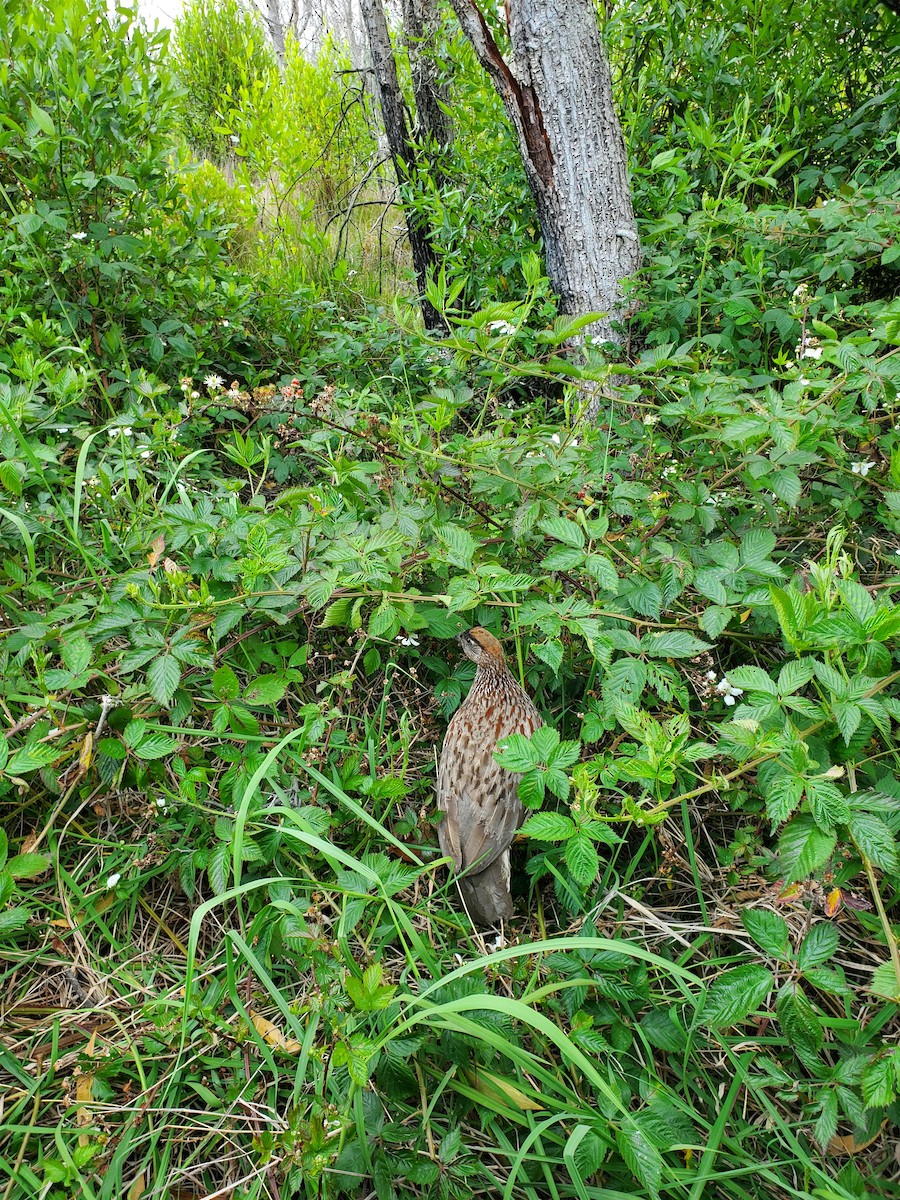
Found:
[156,798,167,808]
[550,433,561,446]
[140,449,152,459]
[643,414,659,425]
[219,319,230,327]
[71,231,87,240]
[706,670,717,681]
[106,872,121,888]
[121,426,133,437]
[851,461,875,477]
[792,283,810,301]
[715,677,744,705]
[191,390,199,399]
[58,426,69,433]
[486,320,516,335]
[395,634,419,647]
[204,373,224,391]
[801,345,822,360]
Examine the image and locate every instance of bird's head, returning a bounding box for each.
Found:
[456,627,507,668]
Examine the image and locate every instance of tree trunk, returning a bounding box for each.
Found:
[448,0,640,342]
[359,0,446,331]
[401,0,453,186]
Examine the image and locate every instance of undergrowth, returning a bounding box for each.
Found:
[2,1,900,1199]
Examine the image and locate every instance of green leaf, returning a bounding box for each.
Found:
[132,734,178,760]
[813,1090,839,1149]
[212,665,240,701]
[0,907,30,936]
[494,733,537,772]
[777,658,816,695]
[797,923,839,971]
[321,597,354,628]
[30,102,56,136]
[763,774,804,826]
[776,983,822,1052]
[617,1121,662,1200]
[5,744,59,775]
[778,816,836,881]
[725,665,778,694]
[847,812,899,872]
[698,605,733,638]
[530,726,560,761]
[565,833,599,886]
[520,812,576,841]
[641,631,712,658]
[862,1053,899,1107]
[517,772,546,808]
[584,554,618,590]
[805,779,851,833]
[533,639,563,673]
[7,852,51,880]
[243,675,288,706]
[740,909,790,959]
[770,468,801,507]
[700,964,773,1027]
[436,523,477,567]
[147,654,181,705]
[871,961,900,1002]
[540,515,585,549]
[207,844,230,896]
[62,635,92,676]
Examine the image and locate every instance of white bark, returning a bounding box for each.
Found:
[448,0,640,342]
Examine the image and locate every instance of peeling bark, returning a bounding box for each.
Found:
[448,0,640,342]
[402,0,453,186]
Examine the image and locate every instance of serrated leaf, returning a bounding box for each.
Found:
[321,597,354,628]
[7,852,51,880]
[530,726,560,761]
[212,665,240,701]
[641,631,712,658]
[533,639,563,673]
[763,774,804,826]
[871,960,900,1002]
[617,1122,662,1200]
[797,923,839,971]
[0,907,30,935]
[725,665,778,694]
[540,515,585,549]
[494,733,537,771]
[565,833,599,886]
[5,743,60,775]
[806,778,851,832]
[436,523,477,567]
[778,816,836,881]
[207,844,229,896]
[584,554,618,590]
[776,983,822,1052]
[700,964,773,1027]
[777,658,816,694]
[861,1053,899,1107]
[132,734,178,760]
[517,772,546,808]
[848,812,898,872]
[243,675,288,706]
[520,812,576,841]
[62,635,92,676]
[740,909,790,959]
[147,655,181,705]
[699,605,733,638]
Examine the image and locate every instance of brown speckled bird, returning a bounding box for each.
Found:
[437,628,543,926]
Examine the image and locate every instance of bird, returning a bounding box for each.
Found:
[437,627,543,926]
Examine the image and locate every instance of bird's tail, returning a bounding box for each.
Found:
[456,854,514,927]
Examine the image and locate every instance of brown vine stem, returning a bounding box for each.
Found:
[645,667,900,818]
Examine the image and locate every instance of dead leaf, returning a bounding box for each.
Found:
[827,1122,886,1155]
[127,1174,146,1200]
[249,1010,302,1054]
[79,731,93,771]
[148,535,165,569]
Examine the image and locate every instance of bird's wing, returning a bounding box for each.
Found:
[438,705,542,875]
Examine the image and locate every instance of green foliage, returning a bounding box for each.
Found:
[3,0,900,1197]
[171,0,277,161]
